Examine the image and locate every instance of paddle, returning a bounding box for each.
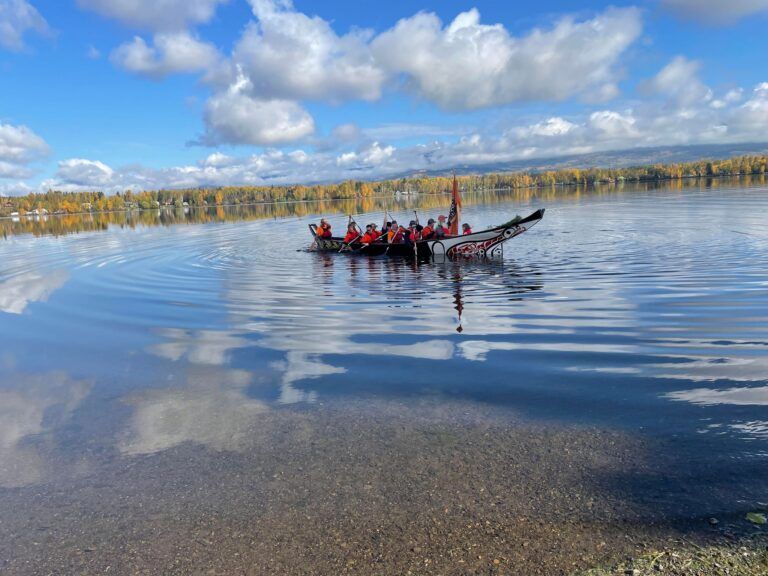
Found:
[339,219,364,252]
[412,210,421,258]
[339,233,362,252]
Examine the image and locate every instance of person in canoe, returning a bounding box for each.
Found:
[387,220,404,243]
[421,218,436,239]
[462,223,473,235]
[361,224,376,243]
[317,218,333,238]
[370,223,382,241]
[343,222,360,244]
[435,215,450,238]
[406,220,421,244]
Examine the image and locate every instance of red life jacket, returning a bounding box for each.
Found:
[361,232,373,243]
[409,227,420,241]
[344,230,359,243]
[388,228,404,243]
[318,223,332,238]
[421,225,434,239]
[463,227,473,235]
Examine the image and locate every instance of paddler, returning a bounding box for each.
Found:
[462,223,473,235]
[343,222,360,244]
[361,224,375,243]
[387,220,404,243]
[421,218,435,239]
[317,218,333,238]
[407,220,421,244]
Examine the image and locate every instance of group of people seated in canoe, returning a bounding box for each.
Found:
[316,216,472,245]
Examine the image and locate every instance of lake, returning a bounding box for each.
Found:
[1,178,767,574]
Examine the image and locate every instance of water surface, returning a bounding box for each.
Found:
[1,180,767,573]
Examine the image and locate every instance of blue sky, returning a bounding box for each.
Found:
[1,0,768,194]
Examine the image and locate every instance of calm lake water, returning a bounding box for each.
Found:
[1,179,767,573]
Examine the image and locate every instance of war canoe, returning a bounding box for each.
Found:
[309,208,545,259]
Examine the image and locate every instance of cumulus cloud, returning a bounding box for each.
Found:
[55,158,114,187]
[0,180,33,195]
[199,69,315,146]
[371,7,642,110]
[641,56,712,106]
[39,59,768,191]
[662,0,768,24]
[111,31,221,78]
[0,0,49,51]
[232,0,386,102]
[0,122,48,162]
[0,122,48,180]
[83,2,646,147]
[730,82,768,133]
[77,0,228,32]
[336,141,395,168]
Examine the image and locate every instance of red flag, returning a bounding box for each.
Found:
[448,173,461,235]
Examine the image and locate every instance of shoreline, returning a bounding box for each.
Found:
[1,169,766,221]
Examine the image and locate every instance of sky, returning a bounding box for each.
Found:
[1,0,768,195]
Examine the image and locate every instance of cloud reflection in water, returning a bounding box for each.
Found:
[0,371,91,487]
[0,270,68,315]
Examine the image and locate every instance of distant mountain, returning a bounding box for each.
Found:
[414,142,768,177]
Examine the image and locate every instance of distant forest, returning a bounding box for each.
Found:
[2,154,768,217]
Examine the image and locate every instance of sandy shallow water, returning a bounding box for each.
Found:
[1,398,761,576]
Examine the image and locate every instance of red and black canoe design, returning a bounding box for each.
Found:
[309,208,545,259]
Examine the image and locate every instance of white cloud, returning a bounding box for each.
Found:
[662,0,768,24]
[730,82,768,133]
[0,0,49,51]
[38,57,768,192]
[0,160,32,179]
[200,70,315,146]
[641,56,712,106]
[337,141,395,167]
[232,0,386,103]
[0,122,48,180]
[54,158,114,187]
[111,31,221,78]
[0,122,48,162]
[514,117,577,138]
[371,7,642,110]
[710,88,743,109]
[587,111,638,139]
[77,0,228,32]
[0,180,33,195]
[202,152,235,167]
[84,2,645,147]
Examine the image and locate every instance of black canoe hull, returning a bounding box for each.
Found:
[310,208,545,259]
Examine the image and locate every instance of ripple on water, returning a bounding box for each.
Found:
[0,187,767,455]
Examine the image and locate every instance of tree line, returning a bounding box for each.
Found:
[2,154,768,218]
